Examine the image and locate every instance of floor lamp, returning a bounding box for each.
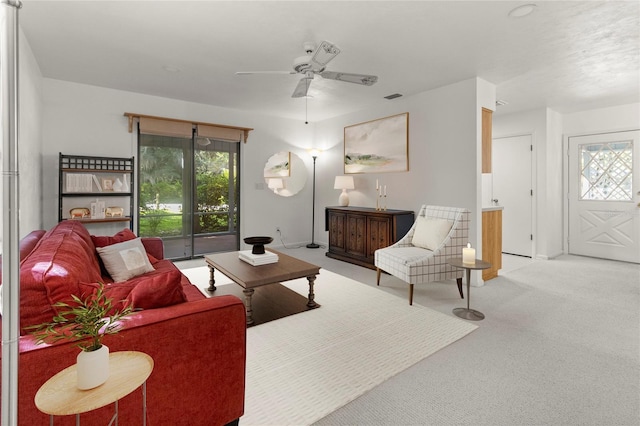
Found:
[307,150,320,248]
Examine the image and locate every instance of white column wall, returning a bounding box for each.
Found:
[13,28,43,241]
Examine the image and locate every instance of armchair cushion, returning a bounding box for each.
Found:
[411,217,453,250]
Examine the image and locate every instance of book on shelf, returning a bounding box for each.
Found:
[66,173,94,192]
[90,200,106,219]
[238,250,278,266]
[92,174,102,192]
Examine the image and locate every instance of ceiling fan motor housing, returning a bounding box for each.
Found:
[293,55,324,73]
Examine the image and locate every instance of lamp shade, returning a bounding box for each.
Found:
[334,175,355,190]
[268,178,284,192]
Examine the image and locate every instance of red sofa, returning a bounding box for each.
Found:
[0,221,246,425]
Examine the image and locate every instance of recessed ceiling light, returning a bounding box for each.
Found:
[508,4,537,18]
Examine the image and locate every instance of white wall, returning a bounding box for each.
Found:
[493,102,640,260]
[493,107,563,259]
[39,77,495,265]
[40,79,315,246]
[314,78,495,265]
[563,103,640,135]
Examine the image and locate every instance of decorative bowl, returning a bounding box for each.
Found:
[243,236,273,255]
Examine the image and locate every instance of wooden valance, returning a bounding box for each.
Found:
[124,112,253,143]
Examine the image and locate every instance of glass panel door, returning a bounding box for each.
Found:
[138,133,239,259]
[193,138,239,256]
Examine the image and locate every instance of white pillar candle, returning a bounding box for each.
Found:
[376,179,379,190]
[462,242,475,264]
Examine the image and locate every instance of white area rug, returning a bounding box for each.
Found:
[181,267,478,425]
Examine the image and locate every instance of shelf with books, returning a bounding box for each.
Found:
[58,153,135,230]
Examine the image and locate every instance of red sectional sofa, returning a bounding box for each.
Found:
[0,220,246,425]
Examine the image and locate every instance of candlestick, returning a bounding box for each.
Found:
[462,242,475,264]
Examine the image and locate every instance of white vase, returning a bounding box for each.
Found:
[112,178,123,192]
[121,173,129,192]
[76,344,110,390]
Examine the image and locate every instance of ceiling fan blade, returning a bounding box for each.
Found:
[292,77,313,98]
[319,71,378,86]
[310,40,341,71]
[235,71,296,75]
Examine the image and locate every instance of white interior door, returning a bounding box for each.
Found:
[568,130,640,263]
[492,134,533,257]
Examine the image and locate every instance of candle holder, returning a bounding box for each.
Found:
[383,194,387,211]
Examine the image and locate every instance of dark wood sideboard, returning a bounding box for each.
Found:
[325,206,414,269]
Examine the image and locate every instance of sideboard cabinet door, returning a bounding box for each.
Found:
[346,214,367,258]
[328,210,346,254]
[367,216,391,259]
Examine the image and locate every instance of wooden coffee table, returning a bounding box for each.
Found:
[205,249,320,325]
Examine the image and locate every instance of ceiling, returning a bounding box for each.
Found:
[18,1,640,122]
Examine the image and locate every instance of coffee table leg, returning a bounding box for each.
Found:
[243,288,255,325]
[306,275,317,308]
[208,265,217,292]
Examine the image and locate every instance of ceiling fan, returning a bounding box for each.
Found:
[236,40,378,98]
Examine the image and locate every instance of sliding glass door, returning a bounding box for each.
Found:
[138,133,239,259]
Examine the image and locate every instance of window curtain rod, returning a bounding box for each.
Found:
[124,112,253,143]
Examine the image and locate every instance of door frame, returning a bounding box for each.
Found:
[563,126,640,257]
[492,131,537,258]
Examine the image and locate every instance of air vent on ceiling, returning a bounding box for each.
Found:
[496,99,509,107]
[384,93,403,100]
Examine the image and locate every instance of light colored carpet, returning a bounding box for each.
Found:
[180,266,478,426]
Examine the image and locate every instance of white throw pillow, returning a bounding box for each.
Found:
[411,217,453,250]
[96,238,155,282]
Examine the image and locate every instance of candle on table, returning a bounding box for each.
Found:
[383,185,387,196]
[376,179,379,190]
[462,242,475,264]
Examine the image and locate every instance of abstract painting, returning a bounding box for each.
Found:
[344,112,409,174]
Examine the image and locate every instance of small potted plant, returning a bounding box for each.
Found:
[28,284,133,389]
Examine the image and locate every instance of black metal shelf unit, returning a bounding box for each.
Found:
[58,153,135,230]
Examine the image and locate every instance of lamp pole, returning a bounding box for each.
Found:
[306,153,320,248]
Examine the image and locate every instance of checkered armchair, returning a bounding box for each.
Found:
[375,205,470,305]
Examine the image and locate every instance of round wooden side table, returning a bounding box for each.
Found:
[448,258,491,321]
[35,351,153,425]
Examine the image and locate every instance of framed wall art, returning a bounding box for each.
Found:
[264,151,291,177]
[344,112,409,174]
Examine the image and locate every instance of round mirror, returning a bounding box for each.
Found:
[264,151,307,197]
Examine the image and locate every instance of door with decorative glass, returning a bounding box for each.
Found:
[568,130,640,263]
